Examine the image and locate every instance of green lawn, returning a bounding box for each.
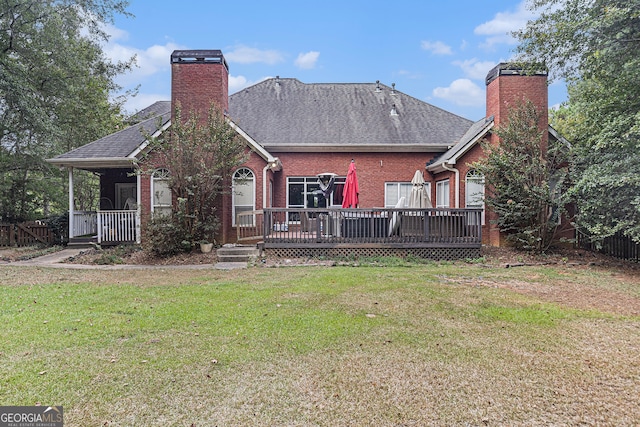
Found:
[0,263,638,426]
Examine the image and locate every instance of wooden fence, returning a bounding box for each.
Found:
[0,222,54,247]
[578,231,639,263]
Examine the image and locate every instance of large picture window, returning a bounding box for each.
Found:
[286,176,346,221]
[151,168,171,216]
[385,182,419,207]
[233,168,255,226]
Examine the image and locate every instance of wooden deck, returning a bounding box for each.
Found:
[238,208,482,257]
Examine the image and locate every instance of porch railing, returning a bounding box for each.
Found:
[72,210,139,244]
[73,211,98,237]
[256,208,482,247]
[97,210,138,243]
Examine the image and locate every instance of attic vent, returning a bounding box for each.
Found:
[275,76,280,87]
[375,80,381,93]
[390,104,398,116]
[391,83,396,95]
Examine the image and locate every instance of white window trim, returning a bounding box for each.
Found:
[151,168,171,215]
[465,170,485,225]
[436,180,450,208]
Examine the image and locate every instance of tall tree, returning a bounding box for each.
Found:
[514,0,640,243]
[141,104,247,255]
[0,0,133,221]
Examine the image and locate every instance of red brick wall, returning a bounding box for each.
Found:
[270,152,440,208]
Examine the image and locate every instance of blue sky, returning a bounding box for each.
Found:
[106,0,567,121]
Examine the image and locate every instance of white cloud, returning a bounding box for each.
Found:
[432,79,485,107]
[225,45,285,65]
[420,40,453,55]
[453,59,497,80]
[294,51,320,70]
[229,75,249,93]
[119,92,168,115]
[474,1,535,48]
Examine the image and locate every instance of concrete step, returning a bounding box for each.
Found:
[216,245,259,263]
[67,237,98,249]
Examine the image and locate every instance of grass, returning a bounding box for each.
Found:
[0,262,638,426]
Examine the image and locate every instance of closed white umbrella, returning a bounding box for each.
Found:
[408,170,432,208]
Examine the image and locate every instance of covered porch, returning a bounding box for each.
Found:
[66,167,141,245]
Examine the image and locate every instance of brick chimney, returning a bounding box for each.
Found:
[485,63,548,146]
[484,63,549,247]
[170,50,229,122]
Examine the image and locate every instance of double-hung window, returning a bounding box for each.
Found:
[436,180,450,208]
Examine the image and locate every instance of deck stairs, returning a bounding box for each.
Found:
[216,244,260,266]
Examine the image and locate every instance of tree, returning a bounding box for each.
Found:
[514,0,640,244]
[0,0,133,222]
[141,104,247,255]
[473,100,570,252]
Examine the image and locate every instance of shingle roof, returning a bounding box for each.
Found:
[427,116,494,171]
[228,78,473,150]
[127,100,171,124]
[50,101,171,162]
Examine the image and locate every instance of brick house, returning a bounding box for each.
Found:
[48,49,564,248]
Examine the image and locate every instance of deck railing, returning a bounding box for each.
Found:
[257,208,482,247]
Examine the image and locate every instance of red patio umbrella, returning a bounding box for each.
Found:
[342,159,359,208]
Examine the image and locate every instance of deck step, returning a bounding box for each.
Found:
[216,245,259,263]
[68,236,98,249]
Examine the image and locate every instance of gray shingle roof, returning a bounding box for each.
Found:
[228,78,473,150]
[50,101,171,162]
[427,116,494,170]
[127,101,171,124]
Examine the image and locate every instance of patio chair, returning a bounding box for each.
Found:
[388,197,405,237]
[99,197,113,210]
[124,197,137,210]
[301,211,317,233]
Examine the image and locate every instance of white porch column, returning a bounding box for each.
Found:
[68,167,74,238]
[136,171,141,244]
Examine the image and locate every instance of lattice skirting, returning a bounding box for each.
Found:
[263,247,480,261]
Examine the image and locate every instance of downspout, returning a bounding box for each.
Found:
[441,162,460,208]
[263,164,270,210]
[263,158,282,210]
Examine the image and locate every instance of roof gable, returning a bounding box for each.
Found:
[48,102,171,167]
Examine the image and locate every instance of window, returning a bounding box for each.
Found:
[465,169,485,224]
[151,169,171,216]
[286,176,346,221]
[436,180,450,208]
[384,182,428,207]
[233,168,255,226]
